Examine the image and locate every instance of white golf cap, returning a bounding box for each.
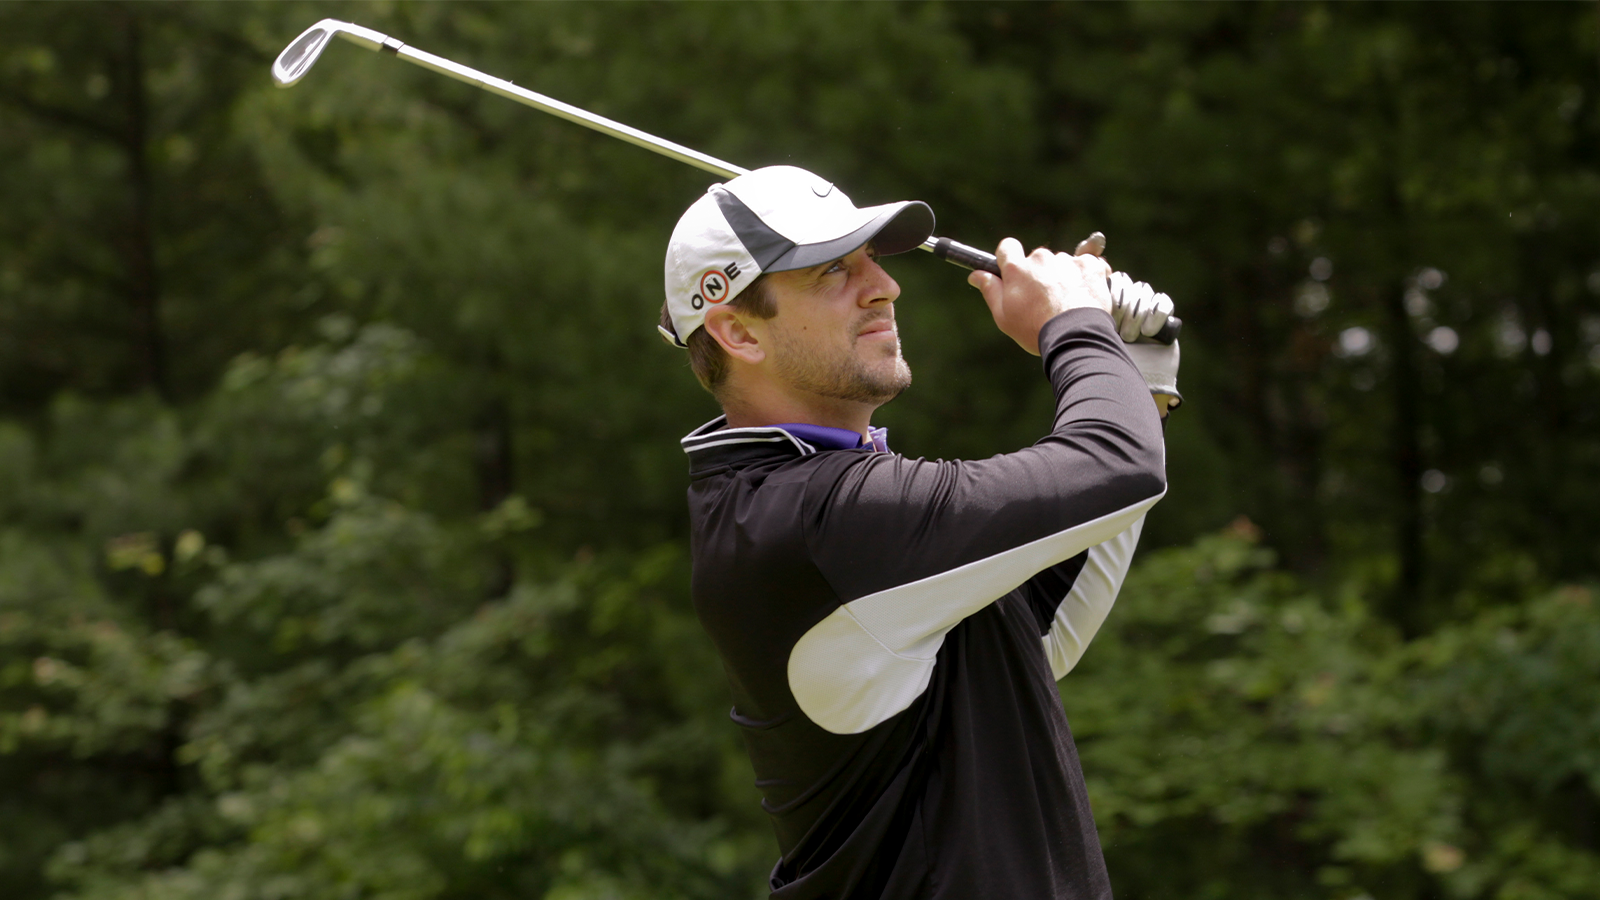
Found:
[659,166,934,347]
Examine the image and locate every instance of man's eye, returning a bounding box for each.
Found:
[823,260,847,275]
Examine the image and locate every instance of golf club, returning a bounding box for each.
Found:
[272,19,1181,344]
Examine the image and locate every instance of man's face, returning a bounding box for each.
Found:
[759,245,911,405]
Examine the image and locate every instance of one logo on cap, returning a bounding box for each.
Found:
[690,262,742,310]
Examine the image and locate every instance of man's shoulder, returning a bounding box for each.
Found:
[681,416,883,486]
[690,441,877,510]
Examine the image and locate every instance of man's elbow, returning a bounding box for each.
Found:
[1114,443,1167,504]
[1118,466,1167,506]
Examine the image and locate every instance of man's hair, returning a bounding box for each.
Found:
[660,274,775,397]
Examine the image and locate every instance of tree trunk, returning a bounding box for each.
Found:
[118,8,168,399]
[1382,273,1425,637]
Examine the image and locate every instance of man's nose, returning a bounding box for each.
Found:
[860,258,901,306]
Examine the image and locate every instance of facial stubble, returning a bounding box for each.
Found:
[769,313,912,405]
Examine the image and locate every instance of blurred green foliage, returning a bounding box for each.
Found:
[1,2,1597,898]
[1073,526,1600,899]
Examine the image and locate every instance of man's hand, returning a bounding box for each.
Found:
[1125,341,1182,417]
[1107,273,1176,343]
[1071,231,1175,343]
[967,238,1113,356]
[1070,231,1182,416]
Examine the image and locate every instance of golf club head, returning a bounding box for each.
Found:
[272,19,390,87]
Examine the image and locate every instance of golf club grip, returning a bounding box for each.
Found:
[929,237,1182,345]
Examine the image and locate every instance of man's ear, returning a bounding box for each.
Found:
[704,306,766,365]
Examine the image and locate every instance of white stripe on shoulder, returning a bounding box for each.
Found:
[680,417,816,456]
[687,434,804,452]
[788,489,1164,735]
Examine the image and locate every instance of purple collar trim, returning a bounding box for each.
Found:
[775,423,890,453]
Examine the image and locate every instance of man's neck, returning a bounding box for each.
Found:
[721,393,876,444]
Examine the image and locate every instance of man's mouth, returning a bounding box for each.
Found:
[857,318,896,340]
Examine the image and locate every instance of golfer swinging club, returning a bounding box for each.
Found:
[658,166,1180,899]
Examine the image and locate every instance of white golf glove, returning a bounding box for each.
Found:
[1107,272,1175,343]
[1124,339,1181,410]
[1070,234,1181,411]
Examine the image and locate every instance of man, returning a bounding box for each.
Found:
[658,166,1180,899]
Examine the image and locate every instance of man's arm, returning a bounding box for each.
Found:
[1022,515,1145,680]
[1022,266,1183,678]
[787,255,1167,733]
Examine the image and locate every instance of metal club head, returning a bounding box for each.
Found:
[272,19,391,87]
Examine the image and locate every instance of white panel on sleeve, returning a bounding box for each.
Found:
[788,490,1164,735]
[1043,514,1144,680]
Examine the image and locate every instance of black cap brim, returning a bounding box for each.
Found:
[766,201,936,272]
[712,189,936,275]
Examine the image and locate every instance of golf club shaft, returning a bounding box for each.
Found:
[386,38,982,264]
[378,34,957,262]
[280,22,1179,344]
[389,39,750,181]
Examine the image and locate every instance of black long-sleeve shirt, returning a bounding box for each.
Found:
[682,309,1167,899]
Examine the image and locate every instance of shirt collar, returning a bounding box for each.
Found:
[774,422,890,453]
[680,416,890,457]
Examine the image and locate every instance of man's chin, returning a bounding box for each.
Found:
[865,359,913,403]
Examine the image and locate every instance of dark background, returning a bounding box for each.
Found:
[1,2,1597,897]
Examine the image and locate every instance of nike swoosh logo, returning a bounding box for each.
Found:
[812,183,834,198]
